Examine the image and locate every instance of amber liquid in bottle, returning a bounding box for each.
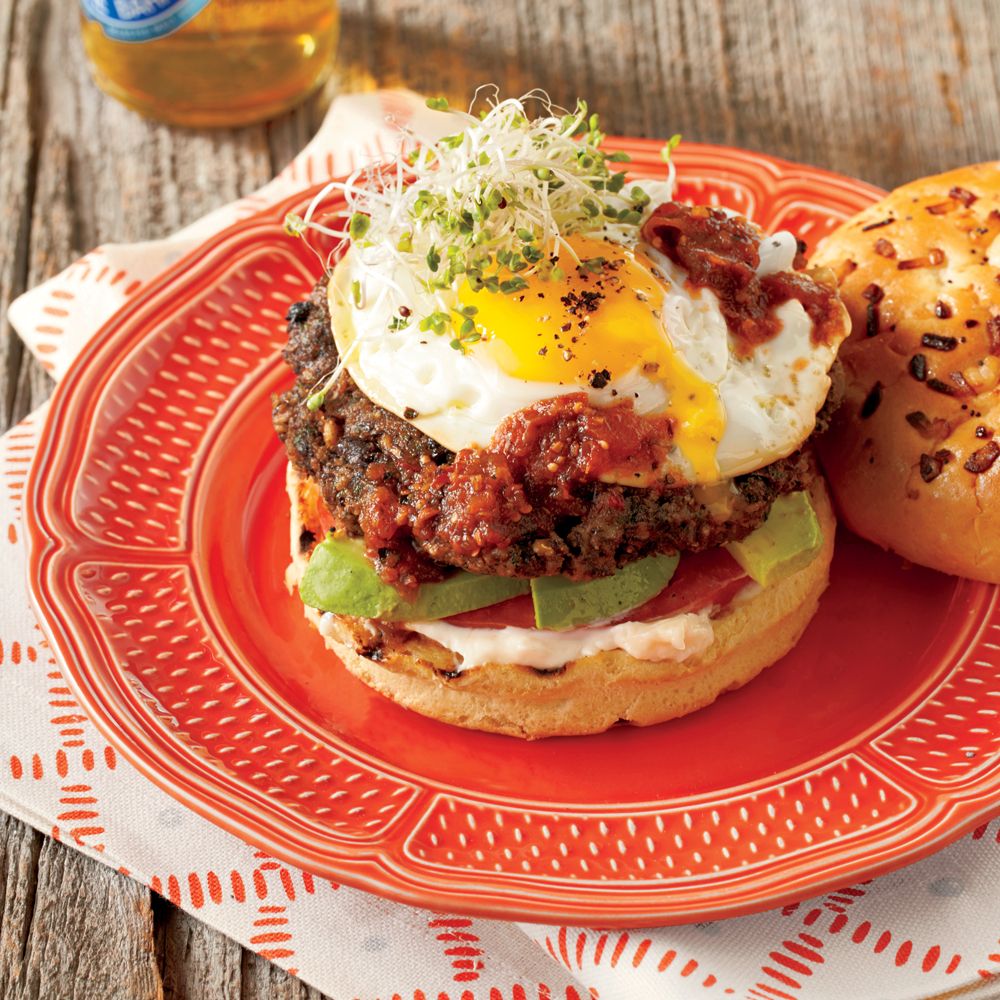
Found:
[80,1,339,127]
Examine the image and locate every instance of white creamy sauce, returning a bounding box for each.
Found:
[756,231,799,275]
[398,611,715,672]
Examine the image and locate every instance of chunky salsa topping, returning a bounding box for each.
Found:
[641,201,843,355]
[490,393,674,489]
[355,393,677,591]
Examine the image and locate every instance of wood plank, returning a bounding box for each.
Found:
[0,0,43,432]
[0,814,42,999]
[1,814,162,1000]
[15,837,161,1000]
[238,949,325,1000]
[335,0,1000,187]
[152,894,242,1000]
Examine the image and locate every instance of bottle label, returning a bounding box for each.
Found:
[81,0,212,43]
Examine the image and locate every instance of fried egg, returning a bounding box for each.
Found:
[328,205,844,486]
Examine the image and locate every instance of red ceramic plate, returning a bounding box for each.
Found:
[25,141,1000,927]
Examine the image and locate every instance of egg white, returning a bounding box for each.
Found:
[329,210,844,485]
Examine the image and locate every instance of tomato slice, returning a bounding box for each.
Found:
[298,478,338,539]
[443,548,750,630]
[446,593,536,629]
[626,547,749,622]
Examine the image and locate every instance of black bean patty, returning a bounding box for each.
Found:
[273,279,835,589]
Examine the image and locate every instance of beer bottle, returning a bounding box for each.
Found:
[80,1,339,127]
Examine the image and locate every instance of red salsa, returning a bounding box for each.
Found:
[641,201,843,355]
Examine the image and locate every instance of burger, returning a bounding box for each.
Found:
[273,95,850,738]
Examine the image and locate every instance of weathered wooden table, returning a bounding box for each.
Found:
[1,1,998,996]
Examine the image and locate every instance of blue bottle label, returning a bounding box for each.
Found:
[81,0,212,43]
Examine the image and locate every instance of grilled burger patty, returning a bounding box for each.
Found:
[273,280,834,590]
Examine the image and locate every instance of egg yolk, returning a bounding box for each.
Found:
[461,234,725,482]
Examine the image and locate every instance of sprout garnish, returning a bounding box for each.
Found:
[285,90,679,411]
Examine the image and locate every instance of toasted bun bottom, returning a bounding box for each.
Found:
[286,468,835,739]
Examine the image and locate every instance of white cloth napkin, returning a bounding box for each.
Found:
[5,88,1000,1000]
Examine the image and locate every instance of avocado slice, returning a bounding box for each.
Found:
[299,536,400,619]
[299,536,530,621]
[530,553,680,631]
[724,490,823,588]
[389,570,529,622]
